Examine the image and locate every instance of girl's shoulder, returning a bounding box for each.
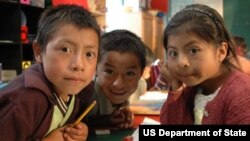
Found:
[227,69,250,84]
[237,56,250,75]
[219,69,250,96]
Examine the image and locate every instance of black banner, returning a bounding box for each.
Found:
[139,125,250,140]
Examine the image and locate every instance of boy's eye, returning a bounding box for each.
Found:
[124,71,139,81]
[126,71,136,77]
[86,52,96,59]
[104,69,113,75]
[61,47,72,53]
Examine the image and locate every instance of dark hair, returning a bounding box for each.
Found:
[163,4,239,69]
[35,4,101,52]
[100,29,146,71]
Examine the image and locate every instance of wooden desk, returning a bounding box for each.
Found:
[87,115,159,141]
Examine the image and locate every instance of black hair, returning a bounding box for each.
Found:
[100,29,146,71]
[35,4,101,52]
[163,4,239,69]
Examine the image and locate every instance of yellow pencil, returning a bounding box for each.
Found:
[73,100,96,126]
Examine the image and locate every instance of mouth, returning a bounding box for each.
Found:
[110,90,127,96]
[178,74,192,77]
[176,73,193,80]
[65,77,85,82]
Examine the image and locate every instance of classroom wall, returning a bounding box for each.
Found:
[224,0,250,49]
[166,0,223,26]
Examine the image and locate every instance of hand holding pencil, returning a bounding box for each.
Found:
[62,101,96,141]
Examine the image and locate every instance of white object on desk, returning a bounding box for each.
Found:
[132,117,160,141]
[95,129,111,135]
[139,91,168,101]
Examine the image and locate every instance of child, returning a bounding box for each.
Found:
[160,4,250,124]
[87,30,146,129]
[0,5,100,140]
[231,35,250,75]
[233,35,248,57]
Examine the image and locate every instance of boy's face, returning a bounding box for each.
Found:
[96,51,142,104]
[35,24,99,98]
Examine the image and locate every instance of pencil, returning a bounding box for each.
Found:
[73,100,96,126]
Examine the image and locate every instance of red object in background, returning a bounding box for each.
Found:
[123,136,133,141]
[52,0,89,9]
[21,26,28,43]
[149,64,159,88]
[150,0,168,13]
[20,0,30,5]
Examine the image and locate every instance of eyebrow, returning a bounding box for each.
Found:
[58,39,76,46]
[104,62,139,70]
[59,39,97,49]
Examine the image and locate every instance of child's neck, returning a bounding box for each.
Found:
[199,67,230,94]
[55,91,70,103]
[60,95,71,104]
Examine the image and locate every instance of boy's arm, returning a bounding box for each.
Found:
[0,91,51,141]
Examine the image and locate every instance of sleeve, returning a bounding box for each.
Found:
[160,90,183,124]
[160,87,195,124]
[0,91,50,141]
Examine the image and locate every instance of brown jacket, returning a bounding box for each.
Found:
[0,64,94,141]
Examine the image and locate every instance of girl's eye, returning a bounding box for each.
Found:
[190,48,199,54]
[168,50,178,57]
[61,47,72,53]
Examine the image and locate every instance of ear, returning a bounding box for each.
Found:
[218,42,228,62]
[32,42,43,63]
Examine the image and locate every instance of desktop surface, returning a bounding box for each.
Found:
[87,115,159,141]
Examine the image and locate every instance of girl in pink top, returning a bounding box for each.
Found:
[160,4,250,124]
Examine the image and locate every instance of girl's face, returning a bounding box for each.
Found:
[34,24,99,100]
[166,32,227,88]
[96,51,142,104]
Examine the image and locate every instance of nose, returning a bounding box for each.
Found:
[177,54,190,69]
[71,54,85,71]
[113,75,125,89]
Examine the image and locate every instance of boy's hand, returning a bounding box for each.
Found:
[110,107,134,129]
[63,122,88,141]
[118,108,134,129]
[42,127,64,141]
